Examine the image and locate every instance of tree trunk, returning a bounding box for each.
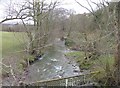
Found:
[114,1,120,85]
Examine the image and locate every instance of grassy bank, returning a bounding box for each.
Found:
[65,51,115,85]
[1,31,30,76]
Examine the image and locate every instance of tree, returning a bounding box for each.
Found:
[75,0,120,85]
[0,0,59,56]
[114,1,120,85]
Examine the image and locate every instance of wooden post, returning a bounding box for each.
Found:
[65,79,68,87]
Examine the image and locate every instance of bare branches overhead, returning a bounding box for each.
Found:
[75,0,95,15]
[0,0,60,24]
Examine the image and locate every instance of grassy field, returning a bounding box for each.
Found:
[1,31,29,76]
[0,31,2,57]
[2,32,28,56]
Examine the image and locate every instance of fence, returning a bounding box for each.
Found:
[27,71,100,86]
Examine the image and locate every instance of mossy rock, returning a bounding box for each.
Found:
[65,38,75,47]
[79,59,94,70]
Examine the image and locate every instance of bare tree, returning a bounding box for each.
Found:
[114,1,120,85]
[0,0,59,56]
[75,0,120,85]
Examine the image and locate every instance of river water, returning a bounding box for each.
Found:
[24,38,81,83]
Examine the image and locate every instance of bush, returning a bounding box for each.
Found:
[65,38,75,47]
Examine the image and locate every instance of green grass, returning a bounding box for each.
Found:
[0,31,2,57]
[1,31,30,75]
[65,51,84,57]
[65,51,114,70]
[94,55,114,69]
[1,32,27,56]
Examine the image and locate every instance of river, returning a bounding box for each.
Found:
[24,38,81,83]
[2,38,81,85]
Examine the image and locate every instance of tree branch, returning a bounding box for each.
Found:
[0,16,28,24]
[75,0,95,15]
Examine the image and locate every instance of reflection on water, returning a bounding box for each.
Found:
[54,66,62,71]
[51,58,58,62]
[25,38,81,83]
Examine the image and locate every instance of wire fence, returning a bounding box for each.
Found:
[27,71,99,86]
